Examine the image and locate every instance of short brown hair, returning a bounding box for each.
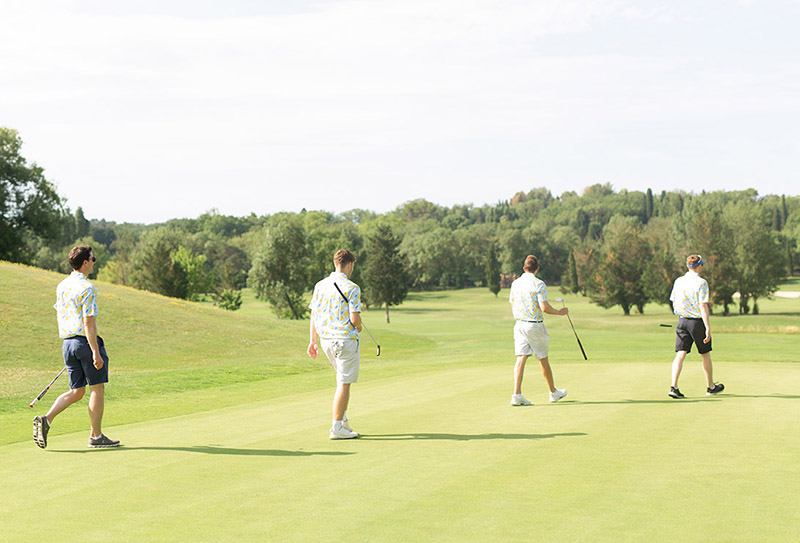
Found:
[523,254,539,273]
[68,246,93,271]
[333,249,356,268]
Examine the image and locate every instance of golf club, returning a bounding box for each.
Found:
[333,282,381,356]
[555,298,588,360]
[29,366,66,408]
[659,323,674,328]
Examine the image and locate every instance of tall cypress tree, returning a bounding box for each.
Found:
[568,250,579,294]
[486,243,501,296]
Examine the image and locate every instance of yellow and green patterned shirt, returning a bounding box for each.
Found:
[670,271,709,319]
[509,272,547,321]
[54,271,99,338]
[309,272,362,340]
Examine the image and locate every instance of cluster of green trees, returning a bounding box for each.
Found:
[4,126,799,317]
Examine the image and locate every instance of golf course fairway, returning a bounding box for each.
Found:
[1,262,798,542]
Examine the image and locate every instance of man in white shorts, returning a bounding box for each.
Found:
[508,255,570,406]
[307,249,362,439]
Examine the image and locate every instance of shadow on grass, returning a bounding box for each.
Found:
[558,398,720,405]
[360,432,587,441]
[49,446,355,456]
[723,393,800,400]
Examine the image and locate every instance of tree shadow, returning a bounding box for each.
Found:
[360,432,587,441]
[48,446,356,456]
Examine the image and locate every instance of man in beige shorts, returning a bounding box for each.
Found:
[307,249,362,439]
[508,255,570,406]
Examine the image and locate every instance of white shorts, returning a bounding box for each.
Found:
[321,338,360,384]
[514,321,549,359]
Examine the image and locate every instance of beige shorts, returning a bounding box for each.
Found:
[321,338,360,384]
[514,321,549,359]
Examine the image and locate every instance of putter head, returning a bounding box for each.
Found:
[376,345,381,357]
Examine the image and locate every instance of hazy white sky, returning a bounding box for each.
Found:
[2,0,799,223]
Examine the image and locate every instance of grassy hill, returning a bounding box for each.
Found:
[1,261,798,542]
[0,261,332,444]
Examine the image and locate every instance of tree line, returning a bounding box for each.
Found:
[3,126,798,318]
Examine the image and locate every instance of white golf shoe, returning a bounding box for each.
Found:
[329,425,358,440]
[510,394,532,406]
[549,388,568,402]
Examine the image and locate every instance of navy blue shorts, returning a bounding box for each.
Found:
[675,318,712,355]
[63,336,110,389]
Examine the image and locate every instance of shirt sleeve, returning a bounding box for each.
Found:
[79,287,98,318]
[349,285,362,313]
[308,287,319,310]
[699,280,709,304]
[537,281,548,304]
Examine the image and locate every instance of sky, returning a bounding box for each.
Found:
[2,0,799,224]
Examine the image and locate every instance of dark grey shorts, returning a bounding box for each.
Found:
[675,318,712,355]
[63,336,109,389]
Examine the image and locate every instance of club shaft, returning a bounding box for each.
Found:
[30,366,66,407]
[333,282,380,352]
[561,301,588,360]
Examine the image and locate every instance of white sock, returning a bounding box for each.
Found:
[333,420,343,429]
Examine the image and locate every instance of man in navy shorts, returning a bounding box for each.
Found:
[33,246,120,449]
[667,254,724,399]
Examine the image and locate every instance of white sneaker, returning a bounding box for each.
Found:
[510,394,532,406]
[549,388,568,402]
[329,425,358,440]
[342,419,353,432]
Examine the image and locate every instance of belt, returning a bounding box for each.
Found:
[520,320,543,323]
[678,317,701,321]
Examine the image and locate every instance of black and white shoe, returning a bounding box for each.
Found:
[668,386,685,399]
[88,434,121,448]
[706,383,725,396]
[33,415,50,449]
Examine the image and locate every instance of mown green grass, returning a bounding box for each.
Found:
[1,261,798,542]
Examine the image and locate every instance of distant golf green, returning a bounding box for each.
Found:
[1,261,798,542]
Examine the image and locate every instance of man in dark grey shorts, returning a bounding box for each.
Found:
[33,246,120,449]
[667,254,724,399]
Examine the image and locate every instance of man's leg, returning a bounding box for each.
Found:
[700,352,713,388]
[671,351,687,388]
[88,383,104,438]
[538,357,556,393]
[513,355,528,395]
[333,383,351,422]
[46,387,86,424]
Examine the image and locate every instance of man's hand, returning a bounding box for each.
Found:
[307,342,319,359]
[703,331,711,344]
[559,307,569,316]
[93,350,104,370]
